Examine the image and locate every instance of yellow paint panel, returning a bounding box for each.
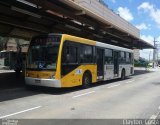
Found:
[55,34,96,80]
[61,65,97,87]
[62,34,96,46]
[55,35,64,80]
[55,34,96,79]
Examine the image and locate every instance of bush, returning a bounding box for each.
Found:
[134,59,149,67]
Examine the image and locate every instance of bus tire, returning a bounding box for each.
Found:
[121,69,125,80]
[82,72,91,89]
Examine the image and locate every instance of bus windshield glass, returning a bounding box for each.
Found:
[27,35,61,70]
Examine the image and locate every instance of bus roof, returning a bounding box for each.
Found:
[62,34,133,52]
[37,33,133,52]
[96,42,133,53]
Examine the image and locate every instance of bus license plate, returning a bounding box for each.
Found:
[35,79,41,83]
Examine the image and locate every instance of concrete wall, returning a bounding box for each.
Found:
[5,38,29,53]
[6,38,17,52]
[72,0,140,38]
[134,49,140,60]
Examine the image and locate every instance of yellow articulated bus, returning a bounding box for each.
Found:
[25,34,134,88]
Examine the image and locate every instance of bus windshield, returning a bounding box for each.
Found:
[27,36,61,70]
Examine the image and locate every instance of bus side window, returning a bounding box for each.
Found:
[126,52,131,64]
[62,46,68,64]
[62,42,78,64]
[61,41,79,76]
[131,53,134,64]
[80,45,93,63]
[105,49,113,64]
[67,46,78,63]
[119,51,126,64]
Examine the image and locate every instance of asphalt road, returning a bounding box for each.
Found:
[0,70,24,90]
[0,68,160,124]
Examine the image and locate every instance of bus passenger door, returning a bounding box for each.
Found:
[114,51,119,76]
[96,48,104,80]
[104,49,114,80]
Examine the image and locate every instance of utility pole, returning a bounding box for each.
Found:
[156,44,160,65]
[153,38,160,68]
[153,38,156,68]
[149,51,151,62]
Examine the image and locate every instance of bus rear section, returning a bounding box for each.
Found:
[96,42,134,81]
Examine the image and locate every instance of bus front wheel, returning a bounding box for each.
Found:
[82,72,91,89]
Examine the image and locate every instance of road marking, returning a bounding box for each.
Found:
[150,115,157,119]
[149,106,160,120]
[0,106,41,119]
[107,84,120,89]
[72,91,95,98]
[125,80,135,83]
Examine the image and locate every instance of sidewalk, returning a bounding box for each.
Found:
[147,67,160,71]
[134,67,160,71]
[134,67,160,76]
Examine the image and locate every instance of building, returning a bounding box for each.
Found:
[133,49,140,60]
[6,38,18,52]
[5,38,29,53]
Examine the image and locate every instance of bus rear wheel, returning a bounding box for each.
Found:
[121,69,125,80]
[82,72,91,89]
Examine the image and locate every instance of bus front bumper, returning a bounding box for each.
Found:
[25,77,61,88]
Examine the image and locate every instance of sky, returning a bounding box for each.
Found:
[103,0,160,60]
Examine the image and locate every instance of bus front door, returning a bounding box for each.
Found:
[97,48,104,80]
[114,51,119,76]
